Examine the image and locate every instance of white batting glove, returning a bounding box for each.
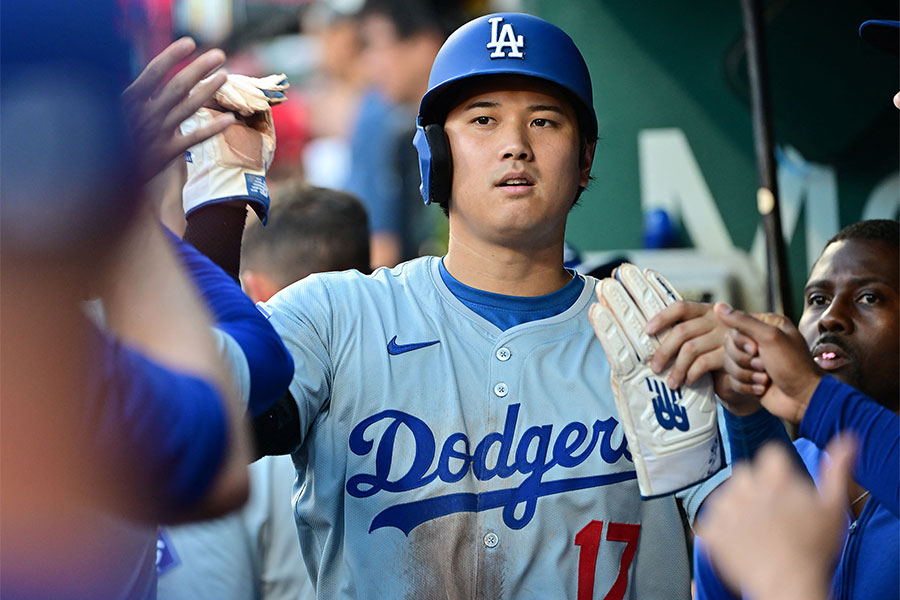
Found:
[181,73,289,225]
[588,264,723,498]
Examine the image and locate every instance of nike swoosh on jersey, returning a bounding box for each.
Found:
[387,336,440,355]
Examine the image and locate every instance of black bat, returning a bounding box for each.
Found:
[740,0,794,320]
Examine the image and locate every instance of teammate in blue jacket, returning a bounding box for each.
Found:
[241,13,727,599]
[0,3,294,593]
[693,219,899,600]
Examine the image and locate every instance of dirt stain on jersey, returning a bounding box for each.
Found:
[401,512,506,600]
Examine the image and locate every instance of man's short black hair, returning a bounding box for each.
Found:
[826,219,899,248]
[243,183,370,287]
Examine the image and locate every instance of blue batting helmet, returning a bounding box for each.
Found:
[413,13,597,206]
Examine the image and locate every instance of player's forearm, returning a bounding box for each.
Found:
[182,203,247,282]
[723,407,798,465]
[100,208,252,514]
[101,209,226,375]
[168,227,294,418]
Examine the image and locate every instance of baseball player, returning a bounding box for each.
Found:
[183,13,726,599]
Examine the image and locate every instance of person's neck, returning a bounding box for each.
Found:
[443,234,571,297]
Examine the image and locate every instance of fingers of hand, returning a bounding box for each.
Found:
[755,312,790,330]
[714,302,768,336]
[152,49,226,121]
[643,300,703,336]
[123,37,196,105]
[683,347,724,387]
[595,276,656,362]
[589,299,641,376]
[615,264,669,320]
[724,352,767,396]
[754,442,799,484]
[173,112,235,156]
[649,306,720,383]
[162,72,228,134]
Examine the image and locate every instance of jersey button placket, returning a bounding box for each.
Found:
[493,345,511,399]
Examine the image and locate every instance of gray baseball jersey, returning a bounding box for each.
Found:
[262,256,725,599]
[158,455,314,600]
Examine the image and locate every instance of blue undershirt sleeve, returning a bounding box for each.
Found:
[722,406,794,463]
[799,375,899,517]
[164,227,294,418]
[87,327,228,521]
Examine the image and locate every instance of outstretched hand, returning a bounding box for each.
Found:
[697,435,855,600]
[122,37,235,182]
[715,302,822,424]
[645,301,762,415]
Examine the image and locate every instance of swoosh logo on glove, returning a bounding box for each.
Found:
[387,336,440,355]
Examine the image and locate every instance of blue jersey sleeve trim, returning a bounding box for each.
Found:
[164,227,293,417]
[800,375,899,517]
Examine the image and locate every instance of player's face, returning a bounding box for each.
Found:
[798,238,899,411]
[442,77,592,249]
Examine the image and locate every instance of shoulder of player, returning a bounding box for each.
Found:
[262,256,438,314]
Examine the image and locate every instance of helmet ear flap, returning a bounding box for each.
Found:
[423,124,452,208]
[413,122,453,207]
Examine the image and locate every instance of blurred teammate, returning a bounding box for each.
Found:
[346,0,461,267]
[693,220,899,599]
[0,4,293,595]
[697,437,857,600]
[158,185,369,600]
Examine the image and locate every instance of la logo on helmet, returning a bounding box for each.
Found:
[486,16,524,58]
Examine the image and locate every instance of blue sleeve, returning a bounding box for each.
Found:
[86,326,227,521]
[723,406,793,462]
[164,227,293,418]
[799,375,900,517]
[693,537,742,600]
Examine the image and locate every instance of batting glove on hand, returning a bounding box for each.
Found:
[588,264,724,498]
[180,73,289,225]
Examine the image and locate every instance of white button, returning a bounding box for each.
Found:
[496,347,511,361]
[493,383,508,397]
[483,532,499,548]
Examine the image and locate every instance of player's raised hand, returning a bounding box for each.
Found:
[589,264,723,497]
[180,72,289,225]
[645,301,726,388]
[697,435,855,600]
[715,302,822,424]
[122,37,235,182]
[644,300,762,415]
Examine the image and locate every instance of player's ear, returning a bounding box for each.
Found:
[579,140,596,189]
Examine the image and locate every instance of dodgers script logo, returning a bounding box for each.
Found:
[486,16,524,58]
[647,378,689,431]
[346,403,634,535]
